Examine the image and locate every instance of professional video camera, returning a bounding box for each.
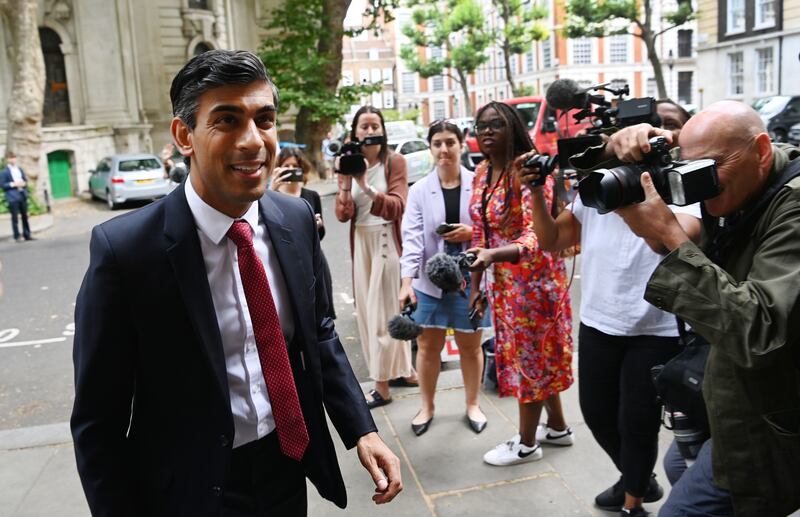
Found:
[578,136,720,213]
[327,135,385,175]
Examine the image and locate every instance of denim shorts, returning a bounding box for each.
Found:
[411,285,492,333]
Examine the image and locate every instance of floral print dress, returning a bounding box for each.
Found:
[470,161,574,403]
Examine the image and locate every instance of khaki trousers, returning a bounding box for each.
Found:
[353,223,412,381]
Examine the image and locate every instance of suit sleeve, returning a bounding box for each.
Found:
[306,203,377,447]
[71,226,136,517]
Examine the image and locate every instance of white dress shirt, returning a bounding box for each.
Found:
[185,176,296,448]
[8,164,23,185]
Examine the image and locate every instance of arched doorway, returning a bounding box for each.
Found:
[193,42,212,56]
[47,150,74,199]
[40,28,72,125]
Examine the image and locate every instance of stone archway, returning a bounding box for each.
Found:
[39,27,72,125]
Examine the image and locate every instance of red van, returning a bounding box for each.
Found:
[461,95,592,170]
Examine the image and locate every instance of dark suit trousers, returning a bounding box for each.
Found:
[8,198,31,240]
[222,432,307,517]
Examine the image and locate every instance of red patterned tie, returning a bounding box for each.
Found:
[227,220,309,461]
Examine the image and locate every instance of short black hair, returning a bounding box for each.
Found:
[427,120,464,144]
[656,98,692,125]
[170,49,279,129]
[350,106,389,162]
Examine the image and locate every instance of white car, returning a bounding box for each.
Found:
[388,138,433,185]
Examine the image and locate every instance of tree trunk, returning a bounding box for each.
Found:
[457,69,472,117]
[294,0,351,178]
[0,0,45,190]
[502,42,516,96]
[641,0,667,99]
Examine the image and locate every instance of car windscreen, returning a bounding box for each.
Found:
[118,158,161,172]
[387,143,399,151]
[514,102,541,129]
[755,96,790,117]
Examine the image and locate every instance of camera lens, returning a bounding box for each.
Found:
[578,165,646,212]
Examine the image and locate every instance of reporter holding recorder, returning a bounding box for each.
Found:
[466,101,575,466]
[335,106,416,408]
[520,101,700,517]
[398,120,492,437]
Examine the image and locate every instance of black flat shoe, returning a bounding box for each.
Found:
[466,414,487,434]
[388,377,419,388]
[411,413,433,436]
[365,389,392,410]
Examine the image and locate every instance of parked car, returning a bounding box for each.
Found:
[89,153,169,210]
[388,137,433,185]
[753,95,800,143]
[788,122,800,146]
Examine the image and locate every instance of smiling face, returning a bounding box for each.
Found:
[475,107,508,159]
[430,130,462,168]
[172,81,278,217]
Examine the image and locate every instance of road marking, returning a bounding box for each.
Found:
[339,292,354,304]
[0,337,67,349]
[0,328,21,343]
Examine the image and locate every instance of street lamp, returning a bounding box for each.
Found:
[665,49,675,99]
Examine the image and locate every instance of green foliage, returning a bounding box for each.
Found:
[0,158,47,216]
[259,0,388,125]
[564,0,693,39]
[513,84,535,96]
[400,0,493,83]
[494,0,549,55]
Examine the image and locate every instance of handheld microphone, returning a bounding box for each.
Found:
[388,303,423,340]
[545,79,589,111]
[425,253,465,294]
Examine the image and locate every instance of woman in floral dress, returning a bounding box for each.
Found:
[466,101,575,466]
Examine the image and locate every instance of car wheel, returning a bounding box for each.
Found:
[106,191,117,210]
[773,129,788,143]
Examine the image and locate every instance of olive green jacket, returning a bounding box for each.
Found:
[645,144,800,516]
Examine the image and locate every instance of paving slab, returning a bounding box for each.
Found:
[0,446,56,516]
[12,444,89,517]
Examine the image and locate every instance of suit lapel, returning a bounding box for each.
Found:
[163,184,229,398]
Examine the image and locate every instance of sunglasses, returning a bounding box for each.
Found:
[474,119,506,134]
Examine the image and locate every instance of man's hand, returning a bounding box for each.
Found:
[441,223,472,243]
[356,432,402,504]
[615,172,690,253]
[604,123,674,163]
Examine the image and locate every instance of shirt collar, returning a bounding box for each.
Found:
[185,175,260,245]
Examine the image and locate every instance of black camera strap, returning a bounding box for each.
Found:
[480,164,506,246]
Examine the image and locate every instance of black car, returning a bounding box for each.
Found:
[754,96,800,143]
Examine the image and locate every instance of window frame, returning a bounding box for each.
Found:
[726,0,746,35]
[727,51,744,97]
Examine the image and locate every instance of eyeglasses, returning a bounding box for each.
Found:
[474,119,506,134]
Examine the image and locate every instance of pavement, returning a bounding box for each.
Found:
[0,212,53,242]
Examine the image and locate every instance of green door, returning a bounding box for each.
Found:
[48,151,72,198]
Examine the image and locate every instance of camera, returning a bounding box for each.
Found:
[435,223,456,235]
[578,136,720,213]
[455,251,477,269]
[332,135,385,176]
[284,168,304,182]
[522,153,559,187]
[468,291,487,330]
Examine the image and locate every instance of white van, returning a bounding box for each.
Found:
[384,121,418,141]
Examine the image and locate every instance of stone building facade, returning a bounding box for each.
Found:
[0,0,277,199]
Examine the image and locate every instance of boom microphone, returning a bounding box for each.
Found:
[388,303,423,340]
[425,253,465,294]
[545,79,589,111]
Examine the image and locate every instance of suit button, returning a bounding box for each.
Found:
[211,485,222,496]
[220,435,229,447]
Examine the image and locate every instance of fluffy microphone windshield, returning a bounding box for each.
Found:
[388,305,423,340]
[425,253,464,293]
[545,78,586,111]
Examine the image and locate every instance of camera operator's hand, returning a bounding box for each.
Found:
[465,247,493,272]
[441,223,472,243]
[515,151,543,189]
[270,168,293,191]
[603,123,674,163]
[468,288,486,318]
[615,172,690,253]
[398,279,417,310]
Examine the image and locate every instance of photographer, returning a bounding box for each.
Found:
[334,106,415,408]
[521,100,700,516]
[465,102,575,467]
[614,101,800,516]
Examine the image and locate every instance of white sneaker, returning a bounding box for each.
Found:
[535,424,575,446]
[483,434,543,466]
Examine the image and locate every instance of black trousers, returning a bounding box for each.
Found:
[578,323,681,497]
[8,198,31,240]
[222,432,307,517]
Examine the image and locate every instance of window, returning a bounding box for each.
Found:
[727,0,745,34]
[609,78,627,92]
[371,92,382,107]
[383,68,393,85]
[432,75,444,91]
[542,37,552,68]
[369,49,380,61]
[188,0,209,9]
[572,38,592,65]
[370,68,382,83]
[119,159,161,172]
[383,92,394,109]
[609,35,628,63]
[498,52,506,80]
[510,54,517,75]
[577,79,593,90]
[433,100,446,120]
[728,51,744,95]
[499,89,505,100]
[402,72,416,93]
[755,0,776,28]
[678,71,693,104]
[677,30,693,58]
[341,70,354,86]
[359,69,370,84]
[646,78,657,97]
[525,50,534,72]
[757,47,774,94]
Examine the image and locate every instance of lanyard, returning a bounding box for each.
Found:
[480,164,506,245]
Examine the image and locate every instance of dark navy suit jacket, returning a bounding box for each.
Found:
[1,165,28,203]
[71,182,376,517]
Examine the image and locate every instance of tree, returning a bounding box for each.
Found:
[493,0,548,96]
[0,0,45,190]
[563,0,694,100]
[259,0,395,173]
[400,0,493,117]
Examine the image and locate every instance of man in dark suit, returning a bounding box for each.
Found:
[71,50,402,517]
[1,150,33,242]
